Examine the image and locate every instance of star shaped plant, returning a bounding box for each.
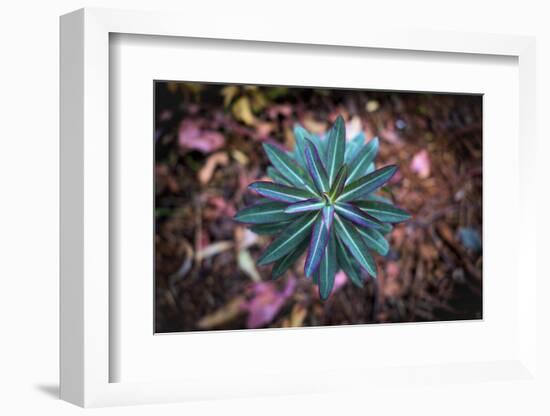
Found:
[234,116,410,299]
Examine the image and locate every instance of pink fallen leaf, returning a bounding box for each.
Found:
[410,149,431,178]
[178,120,225,153]
[242,277,296,328]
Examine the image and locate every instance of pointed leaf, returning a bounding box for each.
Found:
[263,143,317,195]
[304,141,330,193]
[285,198,325,214]
[365,193,394,204]
[346,137,379,184]
[292,124,309,168]
[329,164,348,200]
[344,132,366,163]
[257,212,318,265]
[318,232,338,300]
[250,221,293,235]
[355,200,411,223]
[249,181,314,203]
[336,237,363,288]
[357,227,389,256]
[271,238,309,279]
[335,202,385,229]
[234,201,291,224]
[325,115,346,184]
[333,214,377,277]
[322,205,335,231]
[267,166,291,186]
[304,215,330,277]
[338,165,398,202]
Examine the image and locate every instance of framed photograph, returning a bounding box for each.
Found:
[60,7,539,408]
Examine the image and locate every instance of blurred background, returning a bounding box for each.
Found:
[154,81,482,333]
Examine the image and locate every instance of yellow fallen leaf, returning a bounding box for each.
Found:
[197,296,245,329]
[232,96,256,126]
[238,249,261,282]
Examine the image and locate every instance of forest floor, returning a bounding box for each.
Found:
[154,83,482,332]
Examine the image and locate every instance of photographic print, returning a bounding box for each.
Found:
[154,81,482,333]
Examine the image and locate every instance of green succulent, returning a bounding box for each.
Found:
[234,115,410,299]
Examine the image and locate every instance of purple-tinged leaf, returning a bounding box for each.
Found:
[329,164,348,200]
[284,198,325,214]
[304,141,330,193]
[263,143,317,195]
[249,181,314,203]
[257,212,318,265]
[335,202,385,229]
[333,214,377,277]
[304,215,330,277]
[336,237,363,288]
[338,165,398,202]
[272,238,309,279]
[322,205,335,231]
[318,231,338,300]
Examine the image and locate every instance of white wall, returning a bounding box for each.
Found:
[0,1,548,415]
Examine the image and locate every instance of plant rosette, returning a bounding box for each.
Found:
[235,116,410,300]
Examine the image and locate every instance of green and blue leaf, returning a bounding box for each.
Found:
[263,143,317,195]
[336,237,363,288]
[234,201,291,224]
[249,181,314,203]
[328,164,348,200]
[333,214,377,277]
[304,214,330,277]
[334,202,385,229]
[346,137,379,184]
[357,227,389,256]
[318,232,338,300]
[355,200,411,223]
[324,115,346,184]
[338,165,397,202]
[267,166,291,186]
[344,132,366,164]
[322,205,335,231]
[271,238,309,279]
[304,141,330,193]
[257,212,318,265]
[250,221,293,236]
[284,198,325,214]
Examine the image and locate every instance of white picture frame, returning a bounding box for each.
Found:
[60,7,539,408]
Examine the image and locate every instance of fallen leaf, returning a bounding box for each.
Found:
[197,296,245,329]
[179,120,225,153]
[238,249,262,282]
[243,277,296,328]
[198,152,229,184]
[232,96,256,126]
[410,149,431,178]
[221,85,239,107]
[282,304,308,327]
[231,149,249,166]
[195,241,233,261]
